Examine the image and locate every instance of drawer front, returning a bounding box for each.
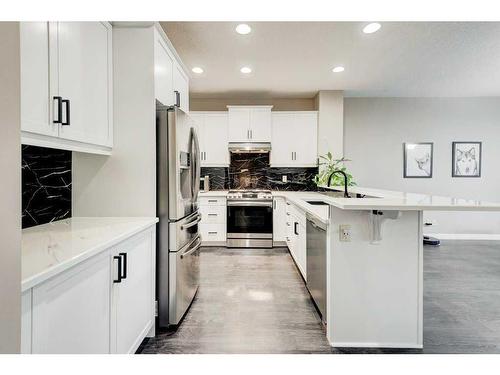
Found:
[200,223,226,242]
[200,205,226,224]
[286,201,306,228]
[199,197,227,206]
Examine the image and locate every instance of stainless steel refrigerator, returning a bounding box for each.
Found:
[156,105,201,328]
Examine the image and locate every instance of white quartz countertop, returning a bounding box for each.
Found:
[22,217,158,291]
[199,186,500,214]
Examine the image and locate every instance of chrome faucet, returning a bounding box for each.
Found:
[327,170,351,198]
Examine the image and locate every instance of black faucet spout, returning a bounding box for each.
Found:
[327,170,350,198]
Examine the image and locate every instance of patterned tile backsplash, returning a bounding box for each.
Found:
[201,153,318,191]
[22,145,72,229]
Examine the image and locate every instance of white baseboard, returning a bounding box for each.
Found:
[425,233,500,241]
[330,341,423,349]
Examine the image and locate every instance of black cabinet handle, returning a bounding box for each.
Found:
[53,96,62,124]
[62,99,70,126]
[174,90,180,107]
[294,222,299,236]
[119,252,127,280]
[113,256,122,283]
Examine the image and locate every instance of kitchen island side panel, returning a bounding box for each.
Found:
[327,208,423,348]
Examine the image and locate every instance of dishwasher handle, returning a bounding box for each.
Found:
[307,215,327,232]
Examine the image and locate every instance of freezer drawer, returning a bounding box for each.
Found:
[169,235,201,325]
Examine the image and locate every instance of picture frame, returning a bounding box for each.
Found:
[452,142,482,177]
[403,142,433,178]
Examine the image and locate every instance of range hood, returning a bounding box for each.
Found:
[228,142,272,154]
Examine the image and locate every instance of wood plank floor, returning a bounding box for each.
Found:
[139,241,500,354]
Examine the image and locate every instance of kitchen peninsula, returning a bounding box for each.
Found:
[199,186,500,348]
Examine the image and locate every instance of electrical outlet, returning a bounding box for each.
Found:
[282,175,288,183]
[339,224,351,242]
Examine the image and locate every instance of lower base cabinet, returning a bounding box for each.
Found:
[285,200,307,279]
[111,231,155,354]
[22,226,155,354]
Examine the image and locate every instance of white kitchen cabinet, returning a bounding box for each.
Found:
[20,21,113,154]
[227,106,272,142]
[31,252,112,354]
[199,196,227,245]
[111,230,155,354]
[285,200,307,279]
[154,31,175,107]
[191,112,229,167]
[57,22,113,147]
[20,22,57,138]
[173,62,190,113]
[271,111,318,167]
[273,197,287,244]
[21,290,32,354]
[154,27,190,113]
[23,225,156,354]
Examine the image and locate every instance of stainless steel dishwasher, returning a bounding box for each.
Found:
[306,213,327,323]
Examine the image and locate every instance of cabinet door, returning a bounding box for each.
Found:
[203,113,229,166]
[173,63,189,113]
[31,253,111,354]
[296,222,307,279]
[112,230,154,354]
[57,22,112,147]
[249,107,272,142]
[273,197,287,242]
[270,113,295,166]
[154,33,174,106]
[294,112,318,167]
[20,22,58,137]
[21,290,32,354]
[228,107,250,142]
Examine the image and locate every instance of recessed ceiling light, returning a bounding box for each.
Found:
[236,24,251,35]
[192,67,204,74]
[240,66,252,74]
[363,22,381,34]
[332,66,345,73]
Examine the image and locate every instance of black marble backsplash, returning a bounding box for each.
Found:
[201,153,318,191]
[22,145,72,229]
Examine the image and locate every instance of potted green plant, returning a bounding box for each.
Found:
[313,153,356,187]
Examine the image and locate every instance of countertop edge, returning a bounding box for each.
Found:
[22,217,159,292]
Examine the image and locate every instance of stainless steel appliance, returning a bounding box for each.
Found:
[306,213,327,323]
[226,190,273,248]
[156,104,201,328]
[228,142,271,153]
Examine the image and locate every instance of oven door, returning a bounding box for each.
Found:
[227,200,273,247]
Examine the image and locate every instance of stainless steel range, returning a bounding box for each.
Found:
[227,190,273,248]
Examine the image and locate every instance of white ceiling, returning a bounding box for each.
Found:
[160,22,500,98]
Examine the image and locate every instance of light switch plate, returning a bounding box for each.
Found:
[282,175,288,183]
[339,224,351,242]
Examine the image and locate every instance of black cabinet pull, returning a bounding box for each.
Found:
[294,222,299,236]
[113,256,122,283]
[174,91,180,107]
[53,96,62,124]
[62,99,70,126]
[119,252,127,280]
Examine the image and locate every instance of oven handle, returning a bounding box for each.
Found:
[181,214,202,230]
[227,201,273,207]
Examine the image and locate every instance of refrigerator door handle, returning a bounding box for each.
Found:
[189,126,201,202]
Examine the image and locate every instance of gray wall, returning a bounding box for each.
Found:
[0,22,21,353]
[344,97,500,237]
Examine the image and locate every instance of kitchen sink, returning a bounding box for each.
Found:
[320,191,381,199]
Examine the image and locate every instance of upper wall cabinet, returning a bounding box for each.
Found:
[271,111,318,167]
[190,111,229,167]
[20,22,113,155]
[154,28,190,113]
[227,106,272,143]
